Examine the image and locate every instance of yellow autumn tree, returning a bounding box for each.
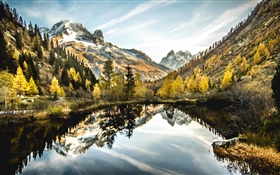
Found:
[134,73,145,98]
[184,76,190,91]
[187,75,197,92]
[157,73,174,99]
[199,75,209,93]
[234,54,242,65]
[69,83,74,91]
[0,71,16,109]
[253,50,261,64]
[13,66,29,95]
[50,76,61,96]
[85,79,91,91]
[172,75,184,97]
[221,69,233,90]
[240,57,249,73]
[92,83,101,100]
[29,77,39,95]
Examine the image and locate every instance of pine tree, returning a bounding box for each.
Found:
[124,65,135,101]
[29,77,39,95]
[272,63,280,111]
[13,66,29,95]
[100,59,114,100]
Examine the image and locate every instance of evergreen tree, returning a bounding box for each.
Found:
[272,63,280,111]
[100,59,114,100]
[15,30,23,49]
[124,65,135,101]
[61,68,70,86]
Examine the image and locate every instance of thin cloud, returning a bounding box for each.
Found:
[169,2,211,33]
[96,0,171,29]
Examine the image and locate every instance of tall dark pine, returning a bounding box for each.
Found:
[272,63,280,111]
[101,59,114,90]
[124,65,135,101]
[0,31,17,73]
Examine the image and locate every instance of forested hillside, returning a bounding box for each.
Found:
[0,1,97,106]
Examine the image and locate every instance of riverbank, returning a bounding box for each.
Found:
[213,142,280,174]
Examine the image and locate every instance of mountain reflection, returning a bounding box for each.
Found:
[0,104,239,175]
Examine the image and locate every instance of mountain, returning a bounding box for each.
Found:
[159,50,193,70]
[42,20,169,80]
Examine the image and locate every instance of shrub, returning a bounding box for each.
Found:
[47,106,63,119]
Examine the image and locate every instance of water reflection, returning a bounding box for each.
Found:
[0,104,257,175]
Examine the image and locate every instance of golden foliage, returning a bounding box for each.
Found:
[29,77,39,95]
[234,54,242,65]
[49,76,61,95]
[172,75,184,97]
[221,66,233,90]
[187,75,197,92]
[240,57,249,73]
[199,75,209,93]
[93,83,101,99]
[13,66,29,95]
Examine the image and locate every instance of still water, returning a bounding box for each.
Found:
[0,104,248,175]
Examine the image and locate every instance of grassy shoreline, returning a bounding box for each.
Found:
[214,142,280,174]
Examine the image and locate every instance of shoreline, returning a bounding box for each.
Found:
[213,142,280,174]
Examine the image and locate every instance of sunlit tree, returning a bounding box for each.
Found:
[199,75,209,93]
[29,77,39,95]
[13,66,29,95]
[92,83,101,100]
[172,75,184,97]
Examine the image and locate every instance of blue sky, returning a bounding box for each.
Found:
[5,0,261,63]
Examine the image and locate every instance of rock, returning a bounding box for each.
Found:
[92,29,104,44]
[212,137,239,148]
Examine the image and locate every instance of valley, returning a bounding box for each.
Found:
[0,0,280,174]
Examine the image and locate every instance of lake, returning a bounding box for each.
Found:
[0,104,251,175]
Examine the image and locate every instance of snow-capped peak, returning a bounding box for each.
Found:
[47,19,94,43]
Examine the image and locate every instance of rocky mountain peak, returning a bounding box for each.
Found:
[92,29,104,44]
[160,50,193,70]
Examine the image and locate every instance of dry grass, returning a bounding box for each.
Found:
[214,142,280,174]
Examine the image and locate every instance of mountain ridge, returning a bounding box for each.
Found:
[41,19,170,80]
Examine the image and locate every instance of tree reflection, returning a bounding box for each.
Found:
[99,104,141,149]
